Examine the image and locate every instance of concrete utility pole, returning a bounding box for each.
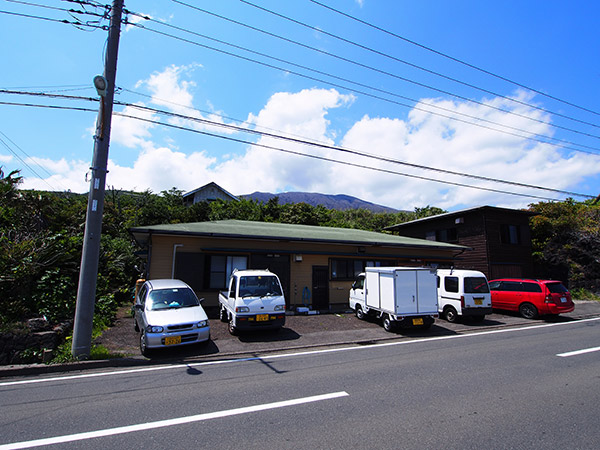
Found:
[72,0,124,359]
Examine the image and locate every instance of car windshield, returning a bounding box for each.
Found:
[464,277,490,294]
[148,288,199,310]
[546,282,568,294]
[238,276,282,297]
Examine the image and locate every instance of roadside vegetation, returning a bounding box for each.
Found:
[1,167,599,362]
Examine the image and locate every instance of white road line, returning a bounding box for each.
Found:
[556,346,600,357]
[2,317,599,388]
[0,391,349,450]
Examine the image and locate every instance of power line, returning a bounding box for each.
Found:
[2,97,594,200]
[124,20,600,156]
[116,101,596,200]
[238,0,600,130]
[112,111,573,203]
[172,0,600,141]
[308,0,600,118]
[0,131,58,191]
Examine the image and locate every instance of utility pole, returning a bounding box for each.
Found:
[72,0,124,359]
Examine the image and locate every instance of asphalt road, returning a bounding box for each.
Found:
[1,316,599,449]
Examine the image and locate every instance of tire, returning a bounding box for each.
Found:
[519,302,539,319]
[220,306,229,323]
[139,330,151,357]
[382,314,396,332]
[228,318,239,336]
[444,306,459,323]
[355,305,366,320]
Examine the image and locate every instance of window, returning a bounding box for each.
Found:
[330,259,387,280]
[352,275,365,290]
[464,277,490,294]
[500,224,521,244]
[437,228,458,243]
[426,228,458,243]
[444,277,459,293]
[500,281,522,291]
[522,282,542,293]
[208,255,248,289]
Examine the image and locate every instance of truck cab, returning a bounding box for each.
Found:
[219,269,286,335]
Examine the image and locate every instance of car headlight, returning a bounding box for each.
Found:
[196,320,208,328]
[146,325,163,333]
[236,306,250,313]
[274,304,285,311]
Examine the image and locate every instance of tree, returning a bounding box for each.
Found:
[529,199,600,293]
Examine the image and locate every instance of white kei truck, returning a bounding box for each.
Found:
[349,266,439,331]
[219,269,286,335]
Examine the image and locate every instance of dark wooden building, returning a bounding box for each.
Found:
[385,206,537,280]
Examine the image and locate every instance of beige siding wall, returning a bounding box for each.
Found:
[145,234,458,309]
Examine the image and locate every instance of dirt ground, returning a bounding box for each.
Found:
[94,304,378,357]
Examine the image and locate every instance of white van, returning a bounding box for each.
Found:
[436,269,492,322]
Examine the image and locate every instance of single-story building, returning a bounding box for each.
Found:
[384,206,537,280]
[130,219,467,312]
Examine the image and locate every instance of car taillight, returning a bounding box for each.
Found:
[545,294,554,304]
[460,296,465,308]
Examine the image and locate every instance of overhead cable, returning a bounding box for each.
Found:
[124,20,600,155]
[172,0,600,139]
[2,97,594,200]
[112,111,575,203]
[308,0,600,118]
[237,0,600,129]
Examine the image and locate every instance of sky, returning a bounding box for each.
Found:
[1,0,600,212]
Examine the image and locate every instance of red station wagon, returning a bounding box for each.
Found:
[488,278,574,319]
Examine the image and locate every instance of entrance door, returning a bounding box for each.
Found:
[250,254,291,306]
[312,266,329,311]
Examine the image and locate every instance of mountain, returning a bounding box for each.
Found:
[240,191,401,213]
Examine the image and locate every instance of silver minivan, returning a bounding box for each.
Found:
[134,279,210,356]
[437,269,492,322]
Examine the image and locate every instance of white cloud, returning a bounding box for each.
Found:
[20,80,600,211]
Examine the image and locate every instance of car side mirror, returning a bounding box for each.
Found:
[134,304,143,311]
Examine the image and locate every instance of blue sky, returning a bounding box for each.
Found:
[1,0,599,211]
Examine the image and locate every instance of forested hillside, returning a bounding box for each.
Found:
[1,168,598,329]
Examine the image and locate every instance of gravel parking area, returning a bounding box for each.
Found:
[93,300,600,360]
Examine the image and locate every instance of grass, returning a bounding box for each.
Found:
[571,288,600,302]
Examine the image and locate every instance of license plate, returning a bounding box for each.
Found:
[412,318,424,326]
[474,299,483,305]
[256,314,269,322]
[560,297,567,303]
[165,336,181,346]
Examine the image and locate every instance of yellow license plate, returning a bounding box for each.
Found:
[165,336,181,346]
[256,314,269,322]
[474,299,483,305]
[412,318,424,326]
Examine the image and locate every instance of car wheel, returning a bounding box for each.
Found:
[519,302,539,319]
[355,305,366,320]
[220,307,228,323]
[382,314,396,332]
[444,306,459,323]
[228,318,239,336]
[140,330,151,357]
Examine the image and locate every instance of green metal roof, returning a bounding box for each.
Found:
[130,219,467,250]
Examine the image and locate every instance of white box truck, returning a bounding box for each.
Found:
[349,267,438,331]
